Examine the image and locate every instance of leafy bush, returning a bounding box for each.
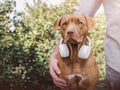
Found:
[0,0,80,90]
[91,14,106,89]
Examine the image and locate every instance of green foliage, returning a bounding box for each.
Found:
[0,0,106,89]
[0,0,80,89]
[93,14,106,81]
[91,14,106,89]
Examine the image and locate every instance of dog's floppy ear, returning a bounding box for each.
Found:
[53,17,62,32]
[84,15,95,30]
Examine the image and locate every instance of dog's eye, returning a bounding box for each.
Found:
[77,19,83,25]
[62,22,67,26]
[78,21,83,25]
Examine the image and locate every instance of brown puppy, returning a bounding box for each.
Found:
[53,14,99,90]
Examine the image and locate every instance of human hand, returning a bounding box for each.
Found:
[49,46,67,88]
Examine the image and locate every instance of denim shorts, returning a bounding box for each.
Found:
[106,65,120,90]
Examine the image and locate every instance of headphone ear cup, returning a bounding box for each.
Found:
[59,44,69,57]
[78,45,91,59]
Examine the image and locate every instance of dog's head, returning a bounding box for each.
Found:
[53,14,95,44]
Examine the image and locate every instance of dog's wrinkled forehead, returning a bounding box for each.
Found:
[53,14,95,32]
[59,14,86,26]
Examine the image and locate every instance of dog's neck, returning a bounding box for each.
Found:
[67,37,87,63]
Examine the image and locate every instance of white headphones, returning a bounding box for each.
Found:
[59,36,91,59]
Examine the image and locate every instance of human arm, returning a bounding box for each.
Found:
[74,0,103,17]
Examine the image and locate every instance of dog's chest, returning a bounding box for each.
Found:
[58,56,87,74]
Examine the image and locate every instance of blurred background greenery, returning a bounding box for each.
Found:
[0,0,106,90]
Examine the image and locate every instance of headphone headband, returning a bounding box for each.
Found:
[59,38,64,44]
[86,36,91,48]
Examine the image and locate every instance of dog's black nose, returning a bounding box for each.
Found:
[67,30,74,37]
